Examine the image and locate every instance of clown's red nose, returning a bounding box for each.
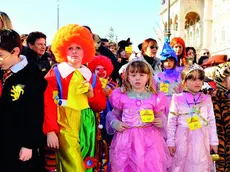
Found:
[99,68,105,72]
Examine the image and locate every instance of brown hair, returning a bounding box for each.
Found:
[122,60,156,93]
[141,38,157,55]
[181,67,205,88]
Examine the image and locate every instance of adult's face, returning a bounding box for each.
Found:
[29,38,46,57]
[144,42,158,57]
[173,43,183,56]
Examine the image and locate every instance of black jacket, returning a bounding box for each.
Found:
[21,46,52,77]
[2,63,47,172]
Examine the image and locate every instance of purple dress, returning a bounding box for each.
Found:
[155,68,182,116]
[167,92,219,172]
[106,88,170,172]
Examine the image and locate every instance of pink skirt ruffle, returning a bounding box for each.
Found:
[168,127,214,172]
[110,126,170,172]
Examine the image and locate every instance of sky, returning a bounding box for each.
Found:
[1,0,162,51]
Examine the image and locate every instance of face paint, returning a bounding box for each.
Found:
[95,65,107,78]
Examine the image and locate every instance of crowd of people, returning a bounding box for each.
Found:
[1,11,230,172]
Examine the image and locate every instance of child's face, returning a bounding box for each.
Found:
[185,78,203,94]
[128,72,149,92]
[163,58,175,70]
[224,75,230,90]
[95,65,107,78]
[173,43,183,56]
[67,43,84,67]
[0,49,16,70]
[109,46,116,53]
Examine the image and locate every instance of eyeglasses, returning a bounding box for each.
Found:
[203,52,210,55]
[150,46,158,50]
[0,51,13,61]
[188,52,195,55]
[0,53,11,61]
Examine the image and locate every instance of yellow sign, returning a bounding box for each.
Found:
[76,82,89,95]
[160,83,169,93]
[125,46,132,53]
[99,78,108,88]
[140,109,155,123]
[187,116,201,130]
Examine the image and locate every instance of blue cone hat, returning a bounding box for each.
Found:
[160,38,178,62]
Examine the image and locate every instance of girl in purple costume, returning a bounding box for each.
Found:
[106,58,170,172]
[155,39,182,116]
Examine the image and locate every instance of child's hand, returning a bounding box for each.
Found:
[112,120,129,132]
[19,147,32,161]
[153,118,163,128]
[168,146,176,156]
[104,85,111,96]
[47,131,59,149]
[84,81,94,98]
[210,145,218,154]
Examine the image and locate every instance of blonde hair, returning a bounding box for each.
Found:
[0,12,13,29]
[122,60,156,94]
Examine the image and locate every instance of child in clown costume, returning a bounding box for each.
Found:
[88,55,117,171]
[43,24,106,172]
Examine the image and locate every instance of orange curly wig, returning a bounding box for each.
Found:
[88,55,114,77]
[51,24,95,64]
[170,37,187,66]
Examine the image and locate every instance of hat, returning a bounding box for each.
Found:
[201,54,228,67]
[160,38,177,62]
[118,38,132,50]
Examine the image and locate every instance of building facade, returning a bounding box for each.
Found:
[160,0,230,57]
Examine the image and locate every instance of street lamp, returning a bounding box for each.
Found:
[57,0,60,30]
[167,0,171,40]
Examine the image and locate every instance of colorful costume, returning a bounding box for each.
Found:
[167,92,219,172]
[155,39,182,115]
[88,55,117,171]
[212,62,230,172]
[106,88,170,171]
[43,24,106,172]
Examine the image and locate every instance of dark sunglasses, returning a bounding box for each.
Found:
[203,52,210,55]
[150,46,158,50]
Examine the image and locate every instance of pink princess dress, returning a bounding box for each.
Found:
[106,88,170,172]
[167,92,219,172]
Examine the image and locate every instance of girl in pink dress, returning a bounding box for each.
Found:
[167,64,219,172]
[106,58,170,172]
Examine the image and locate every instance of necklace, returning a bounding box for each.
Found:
[184,92,202,118]
[128,90,150,107]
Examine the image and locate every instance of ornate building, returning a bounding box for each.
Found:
[160,0,230,57]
